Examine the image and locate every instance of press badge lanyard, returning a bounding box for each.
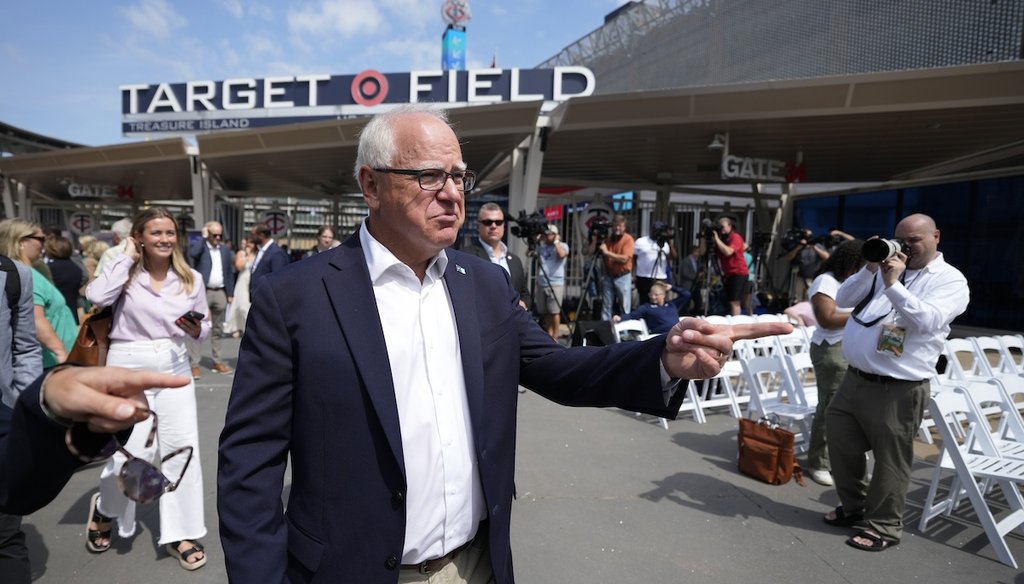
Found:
[851,268,923,328]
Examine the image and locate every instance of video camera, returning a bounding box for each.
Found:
[588,217,611,242]
[653,222,675,247]
[700,218,722,243]
[863,238,911,263]
[781,227,811,252]
[508,210,549,241]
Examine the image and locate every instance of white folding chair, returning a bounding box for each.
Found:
[740,356,815,453]
[997,335,1024,374]
[780,352,818,408]
[614,319,651,342]
[972,336,1019,376]
[918,388,1024,568]
[773,328,810,356]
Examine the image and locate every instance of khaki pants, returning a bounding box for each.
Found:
[397,531,493,584]
[189,288,228,367]
[807,341,848,471]
[825,370,928,543]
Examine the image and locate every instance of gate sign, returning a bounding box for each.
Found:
[262,209,289,237]
[67,212,95,235]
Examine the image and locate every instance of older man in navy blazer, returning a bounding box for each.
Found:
[187,221,236,377]
[218,106,790,584]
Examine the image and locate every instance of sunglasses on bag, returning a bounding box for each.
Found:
[65,410,193,504]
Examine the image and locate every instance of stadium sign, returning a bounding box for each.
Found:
[121,67,595,136]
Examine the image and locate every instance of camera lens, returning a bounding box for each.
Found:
[863,239,897,263]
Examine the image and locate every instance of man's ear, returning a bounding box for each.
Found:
[359,166,381,211]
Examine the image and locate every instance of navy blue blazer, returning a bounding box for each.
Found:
[187,240,236,297]
[249,241,289,294]
[218,230,685,584]
[0,378,125,515]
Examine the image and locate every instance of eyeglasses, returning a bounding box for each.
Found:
[373,167,476,192]
[65,410,193,504]
[208,233,223,238]
[479,219,504,227]
[22,235,46,244]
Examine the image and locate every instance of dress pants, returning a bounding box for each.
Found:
[600,272,632,320]
[98,338,206,545]
[0,512,30,584]
[189,288,228,367]
[826,371,928,543]
[807,340,848,471]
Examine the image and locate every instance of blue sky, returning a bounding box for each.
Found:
[1,0,626,147]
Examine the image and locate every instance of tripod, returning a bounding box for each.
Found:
[571,250,604,330]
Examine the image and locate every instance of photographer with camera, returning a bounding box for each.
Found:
[535,224,569,340]
[783,227,830,304]
[588,214,635,321]
[709,217,748,316]
[634,221,678,303]
[824,214,968,553]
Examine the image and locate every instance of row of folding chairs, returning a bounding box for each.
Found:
[919,382,1024,568]
[919,334,1024,444]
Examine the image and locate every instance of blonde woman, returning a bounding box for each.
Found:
[84,208,211,570]
[0,219,76,367]
[223,236,254,337]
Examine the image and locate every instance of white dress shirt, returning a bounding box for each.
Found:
[359,221,484,564]
[477,236,510,275]
[836,252,969,381]
[808,272,850,346]
[206,242,225,289]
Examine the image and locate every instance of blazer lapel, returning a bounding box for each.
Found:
[324,233,405,476]
[443,257,487,448]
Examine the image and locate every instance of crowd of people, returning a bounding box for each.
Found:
[0,103,974,581]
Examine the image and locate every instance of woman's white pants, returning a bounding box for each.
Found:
[95,338,206,545]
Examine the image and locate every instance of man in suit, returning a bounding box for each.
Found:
[464,202,531,311]
[249,224,289,294]
[187,221,236,377]
[0,366,189,516]
[217,105,791,584]
[0,255,41,583]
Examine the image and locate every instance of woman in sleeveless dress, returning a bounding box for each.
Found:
[224,237,254,337]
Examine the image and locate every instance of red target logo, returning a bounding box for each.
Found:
[351,70,389,106]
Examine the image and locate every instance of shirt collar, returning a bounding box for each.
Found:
[359,218,448,284]
[477,236,507,257]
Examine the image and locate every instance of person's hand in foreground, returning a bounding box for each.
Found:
[661,318,794,379]
[43,366,189,433]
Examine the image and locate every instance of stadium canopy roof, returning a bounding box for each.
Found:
[1,61,1022,205]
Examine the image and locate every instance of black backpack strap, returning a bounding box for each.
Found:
[0,255,21,313]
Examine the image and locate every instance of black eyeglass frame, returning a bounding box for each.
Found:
[478,219,505,227]
[373,167,476,192]
[65,410,193,504]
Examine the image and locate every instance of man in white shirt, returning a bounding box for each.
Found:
[824,214,969,553]
[633,221,677,302]
[218,105,792,584]
[92,218,132,278]
[187,221,235,377]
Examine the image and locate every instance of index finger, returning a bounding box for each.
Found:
[729,322,794,341]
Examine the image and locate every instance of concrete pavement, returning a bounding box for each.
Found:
[20,336,1024,583]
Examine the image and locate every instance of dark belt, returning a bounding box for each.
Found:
[206,287,225,291]
[848,366,923,385]
[401,539,473,575]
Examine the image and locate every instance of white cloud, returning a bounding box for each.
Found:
[248,3,274,21]
[217,0,244,19]
[287,0,383,39]
[244,34,280,57]
[375,38,439,71]
[120,0,187,40]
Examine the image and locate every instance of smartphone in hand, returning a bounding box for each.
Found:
[176,311,205,325]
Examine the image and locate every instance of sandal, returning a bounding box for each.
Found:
[85,493,113,553]
[167,540,207,571]
[846,530,897,552]
[823,506,864,527]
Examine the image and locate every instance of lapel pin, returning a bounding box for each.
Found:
[455,264,466,274]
